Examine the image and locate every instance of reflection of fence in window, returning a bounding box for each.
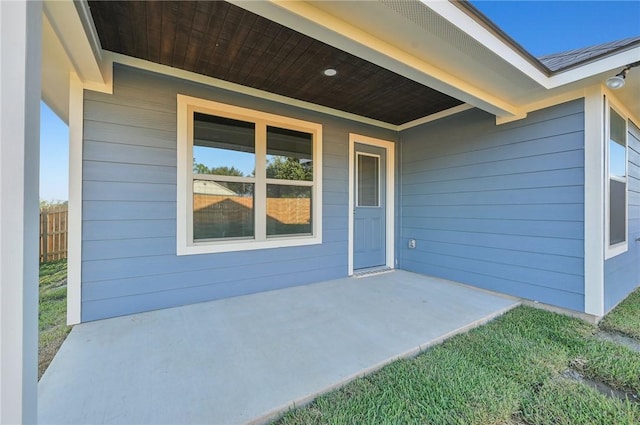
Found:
[193,194,254,240]
[193,194,311,239]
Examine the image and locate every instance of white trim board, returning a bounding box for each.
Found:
[583,86,605,317]
[348,134,395,276]
[66,73,83,325]
[0,1,42,422]
[604,98,630,260]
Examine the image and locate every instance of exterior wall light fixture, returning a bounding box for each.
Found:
[606,61,640,89]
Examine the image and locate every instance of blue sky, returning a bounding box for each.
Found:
[471,1,640,57]
[39,1,640,201]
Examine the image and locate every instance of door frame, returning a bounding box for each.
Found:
[348,133,395,275]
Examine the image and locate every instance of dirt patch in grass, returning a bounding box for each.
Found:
[39,259,72,379]
[597,331,640,352]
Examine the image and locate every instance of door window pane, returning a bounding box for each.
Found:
[266,185,312,236]
[357,154,379,207]
[266,126,313,181]
[193,113,255,177]
[193,180,254,240]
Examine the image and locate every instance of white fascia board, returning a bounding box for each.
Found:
[43,0,111,93]
[548,47,640,88]
[421,0,549,87]
[229,0,523,120]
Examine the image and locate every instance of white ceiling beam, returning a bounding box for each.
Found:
[42,0,111,94]
[229,0,525,121]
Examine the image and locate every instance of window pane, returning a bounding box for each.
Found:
[193,180,254,240]
[266,126,313,181]
[610,140,626,179]
[193,113,255,177]
[610,180,626,245]
[610,108,626,145]
[357,154,379,207]
[266,185,312,236]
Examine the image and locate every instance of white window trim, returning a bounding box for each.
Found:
[604,97,628,260]
[348,134,395,276]
[177,94,322,255]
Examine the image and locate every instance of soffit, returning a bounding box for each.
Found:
[87,0,463,126]
[307,0,542,103]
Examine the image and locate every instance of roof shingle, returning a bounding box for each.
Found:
[538,36,640,72]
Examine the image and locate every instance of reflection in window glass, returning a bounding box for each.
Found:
[193,113,255,177]
[193,180,254,240]
[610,108,626,145]
[608,107,627,248]
[357,154,379,207]
[610,140,626,179]
[609,109,626,179]
[266,185,312,236]
[266,126,313,181]
[610,180,626,245]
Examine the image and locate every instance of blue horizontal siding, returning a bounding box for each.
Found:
[83,161,177,184]
[399,101,585,312]
[82,264,345,320]
[81,65,396,322]
[83,201,176,220]
[82,249,346,289]
[402,217,583,239]
[402,186,584,206]
[403,259,583,310]
[604,120,640,311]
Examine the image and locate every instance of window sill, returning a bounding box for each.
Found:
[605,241,628,260]
[177,234,322,256]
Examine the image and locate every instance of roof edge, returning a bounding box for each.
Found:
[542,39,640,74]
[452,0,552,75]
[454,0,640,75]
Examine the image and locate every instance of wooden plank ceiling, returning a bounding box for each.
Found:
[88,0,463,126]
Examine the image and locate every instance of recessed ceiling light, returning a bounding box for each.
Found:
[323,68,337,77]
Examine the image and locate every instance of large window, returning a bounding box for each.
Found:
[177,95,322,255]
[605,103,628,258]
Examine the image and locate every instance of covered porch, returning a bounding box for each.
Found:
[39,271,518,424]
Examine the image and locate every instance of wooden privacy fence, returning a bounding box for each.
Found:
[40,205,68,263]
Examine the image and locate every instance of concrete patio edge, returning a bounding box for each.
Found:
[247,301,521,425]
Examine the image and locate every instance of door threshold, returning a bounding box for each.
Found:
[352,267,394,278]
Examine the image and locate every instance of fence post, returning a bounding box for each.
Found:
[40,209,47,263]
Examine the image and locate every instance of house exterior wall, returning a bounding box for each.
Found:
[398,100,586,312]
[604,120,640,311]
[81,65,397,322]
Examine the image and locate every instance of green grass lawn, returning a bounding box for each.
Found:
[277,306,640,425]
[39,259,72,379]
[600,288,640,340]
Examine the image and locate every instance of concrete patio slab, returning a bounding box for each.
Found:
[38,270,519,425]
